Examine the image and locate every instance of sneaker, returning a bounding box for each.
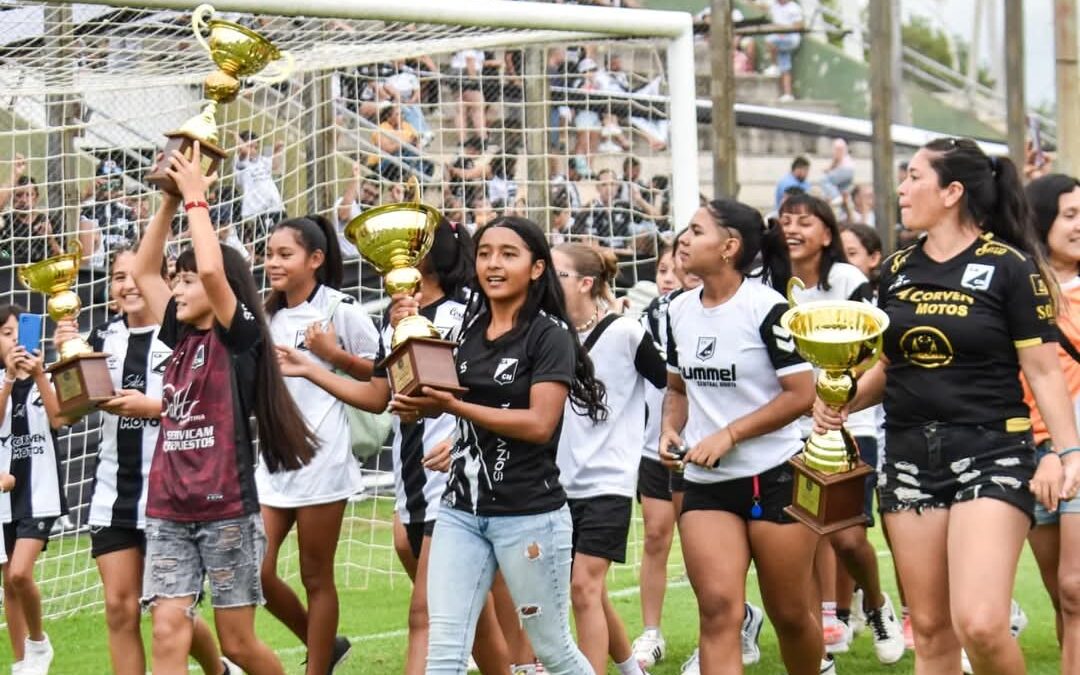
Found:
[778,93,795,103]
[1010,599,1028,638]
[741,602,765,665]
[849,589,866,636]
[679,648,700,675]
[221,657,238,674]
[902,614,914,650]
[823,616,851,654]
[11,662,24,675]
[631,628,666,668]
[23,634,53,675]
[330,636,352,673]
[820,655,837,673]
[961,649,973,675]
[865,594,905,665]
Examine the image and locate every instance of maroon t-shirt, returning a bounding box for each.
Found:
[145,299,262,522]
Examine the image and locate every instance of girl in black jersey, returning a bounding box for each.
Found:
[814,138,1080,675]
[276,217,517,675]
[388,216,605,675]
[779,194,905,662]
[133,143,315,675]
[0,304,67,675]
[54,249,227,675]
[658,200,825,675]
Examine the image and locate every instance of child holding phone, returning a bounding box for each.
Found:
[0,303,70,675]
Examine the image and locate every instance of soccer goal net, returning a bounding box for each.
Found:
[0,0,698,620]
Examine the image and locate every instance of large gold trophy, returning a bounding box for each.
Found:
[781,278,889,534]
[344,193,465,398]
[19,241,115,417]
[146,4,293,195]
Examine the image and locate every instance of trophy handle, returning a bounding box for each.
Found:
[191,4,215,56]
[405,175,420,203]
[251,50,295,85]
[65,238,83,260]
[786,276,806,307]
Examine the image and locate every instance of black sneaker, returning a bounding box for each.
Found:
[301,636,353,674]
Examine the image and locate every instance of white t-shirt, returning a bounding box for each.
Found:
[666,281,812,483]
[385,69,420,101]
[235,154,284,219]
[450,50,484,73]
[257,285,379,507]
[770,1,804,26]
[557,315,667,499]
[788,263,877,438]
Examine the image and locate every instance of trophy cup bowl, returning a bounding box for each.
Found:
[345,201,465,398]
[780,278,889,533]
[18,241,115,417]
[146,3,293,196]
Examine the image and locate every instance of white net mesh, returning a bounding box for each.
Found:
[0,1,680,621]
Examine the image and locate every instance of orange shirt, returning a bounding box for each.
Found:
[1023,276,1080,444]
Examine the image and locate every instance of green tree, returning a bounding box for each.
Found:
[902,14,954,69]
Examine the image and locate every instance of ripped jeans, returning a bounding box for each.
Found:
[426,505,591,675]
[141,514,266,610]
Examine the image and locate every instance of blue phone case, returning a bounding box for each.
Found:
[17,313,43,351]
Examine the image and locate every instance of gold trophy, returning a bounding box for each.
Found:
[781,278,889,534]
[344,192,465,398]
[146,4,294,195]
[18,241,115,417]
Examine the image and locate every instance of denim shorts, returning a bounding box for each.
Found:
[141,513,267,610]
[1034,441,1080,525]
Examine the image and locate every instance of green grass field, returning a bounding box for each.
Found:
[0,498,1066,674]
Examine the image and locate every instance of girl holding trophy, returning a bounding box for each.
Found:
[133,142,315,675]
[814,138,1080,675]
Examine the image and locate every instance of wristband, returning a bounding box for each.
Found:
[184,200,210,212]
[1059,447,1080,459]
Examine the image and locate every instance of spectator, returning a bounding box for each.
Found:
[383,59,434,147]
[124,188,153,236]
[0,173,63,266]
[446,135,488,208]
[78,160,138,271]
[549,189,573,245]
[570,168,634,254]
[842,182,875,227]
[448,49,488,141]
[550,163,585,214]
[763,0,804,102]
[487,154,518,207]
[465,195,498,234]
[368,104,434,181]
[824,138,855,196]
[570,58,603,176]
[774,155,811,209]
[234,130,287,259]
[335,162,381,258]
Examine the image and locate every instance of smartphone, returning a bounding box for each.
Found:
[17,313,43,352]
[1029,116,1047,169]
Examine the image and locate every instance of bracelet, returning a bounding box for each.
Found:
[183,200,210,212]
[725,425,738,446]
[1059,447,1080,459]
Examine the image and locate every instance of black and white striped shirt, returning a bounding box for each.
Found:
[2,378,67,520]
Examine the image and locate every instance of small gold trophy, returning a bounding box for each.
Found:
[344,192,465,398]
[781,278,889,534]
[18,241,115,417]
[146,4,293,195]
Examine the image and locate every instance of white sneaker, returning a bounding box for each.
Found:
[679,648,700,675]
[961,649,973,674]
[597,140,623,154]
[11,662,25,675]
[631,628,666,668]
[778,93,795,103]
[23,634,53,675]
[865,593,905,665]
[741,602,765,665]
[823,615,851,654]
[849,589,866,636]
[820,655,837,673]
[1010,599,1028,637]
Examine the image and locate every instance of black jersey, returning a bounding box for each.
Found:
[878,233,1057,429]
[444,312,577,516]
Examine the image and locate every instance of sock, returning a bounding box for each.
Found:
[822,601,837,620]
[836,608,851,625]
[615,656,643,675]
[643,625,661,635]
[902,605,910,619]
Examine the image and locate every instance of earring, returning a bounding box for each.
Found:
[721,254,730,264]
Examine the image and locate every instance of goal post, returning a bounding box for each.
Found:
[0,0,700,621]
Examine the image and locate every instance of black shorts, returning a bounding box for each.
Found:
[669,467,686,493]
[3,517,56,558]
[879,423,1037,523]
[853,435,880,528]
[90,525,146,559]
[404,519,435,559]
[569,496,633,563]
[682,462,797,524]
[638,457,673,502]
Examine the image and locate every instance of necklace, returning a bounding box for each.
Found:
[576,308,601,333]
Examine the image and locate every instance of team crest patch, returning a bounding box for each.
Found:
[295,330,308,350]
[1030,274,1050,297]
[494,358,519,385]
[696,337,717,361]
[960,263,995,291]
[151,351,171,374]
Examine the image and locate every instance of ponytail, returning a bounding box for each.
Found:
[553,242,618,302]
[426,216,475,302]
[265,214,344,314]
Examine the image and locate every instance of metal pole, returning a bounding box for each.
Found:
[1004,0,1026,170]
[869,0,896,255]
[967,0,984,108]
[523,47,550,228]
[1057,0,1080,176]
[710,0,738,199]
[666,20,701,234]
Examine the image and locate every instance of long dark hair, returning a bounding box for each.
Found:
[778,193,846,291]
[264,214,343,314]
[1026,173,1080,256]
[704,199,790,290]
[174,244,316,472]
[463,216,608,423]
[423,216,474,302]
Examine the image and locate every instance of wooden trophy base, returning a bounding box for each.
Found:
[383,337,467,398]
[784,454,874,535]
[146,131,227,196]
[47,353,116,418]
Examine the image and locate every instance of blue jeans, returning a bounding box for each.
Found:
[426,505,591,675]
